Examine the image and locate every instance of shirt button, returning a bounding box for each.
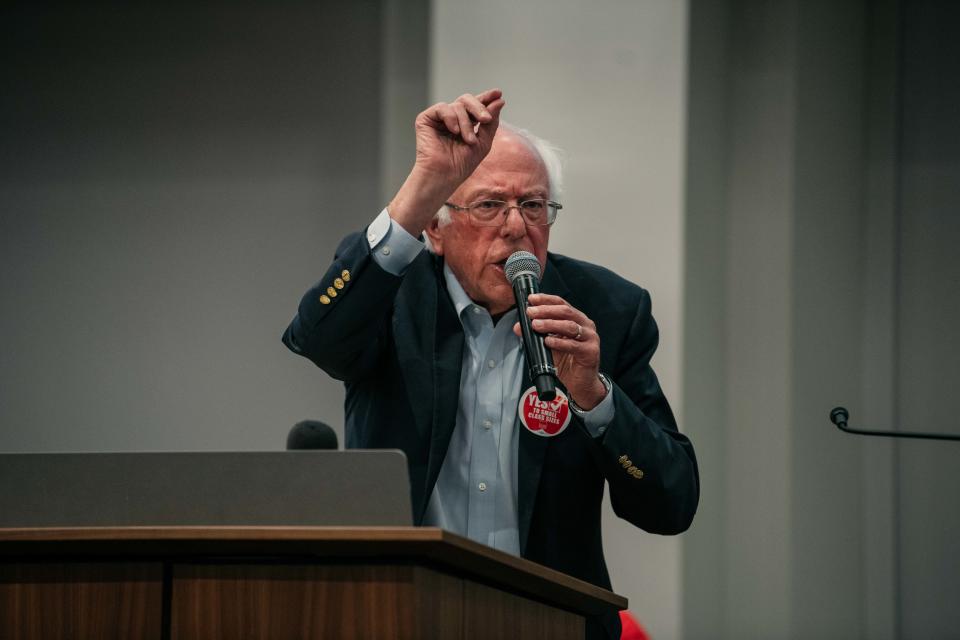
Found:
[478,482,487,492]
[473,307,482,314]
[367,232,378,242]
[482,420,493,430]
[381,246,391,256]
[487,359,496,369]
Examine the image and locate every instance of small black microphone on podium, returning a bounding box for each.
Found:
[505,250,559,401]
[286,420,339,450]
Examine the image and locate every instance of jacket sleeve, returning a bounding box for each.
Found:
[281,231,407,382]
[591,290,700,534]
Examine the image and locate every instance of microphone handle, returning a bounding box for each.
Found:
[513,274,558,401]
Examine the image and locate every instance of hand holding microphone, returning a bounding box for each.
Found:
[506,251,607,409]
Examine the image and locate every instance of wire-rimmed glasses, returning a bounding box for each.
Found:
[444,198,562,227]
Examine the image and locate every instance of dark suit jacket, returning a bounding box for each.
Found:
[283,231,699,639]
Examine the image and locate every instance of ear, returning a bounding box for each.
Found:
[425,216,445,255]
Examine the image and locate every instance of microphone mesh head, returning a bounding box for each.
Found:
[504,251,542,283]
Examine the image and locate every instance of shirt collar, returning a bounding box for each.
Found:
[442,263,519,325]
[442,263,477,320]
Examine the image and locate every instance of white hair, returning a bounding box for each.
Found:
[433,122,564,227]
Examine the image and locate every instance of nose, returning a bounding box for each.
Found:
[499,205,528,240]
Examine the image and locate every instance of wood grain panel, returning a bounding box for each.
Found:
[0,528,615,639]
[171,562,584,639]
[172,564,423,639]
[0,527,625,614]
[0,562,163,640]
[462,579,583,640]
[411,566,463,639]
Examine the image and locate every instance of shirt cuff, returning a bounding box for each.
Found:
[578,387,615,438]
[366,208,425,276]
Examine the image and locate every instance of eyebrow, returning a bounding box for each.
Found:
[466,188,549,202]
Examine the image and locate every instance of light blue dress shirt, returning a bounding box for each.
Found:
[426,268,524,553]
[366,209,614,555]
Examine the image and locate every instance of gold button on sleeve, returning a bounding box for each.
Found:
[319,294,331,305]
[341,269,351,282]
[334,277,344,289]
[327,287,337,297]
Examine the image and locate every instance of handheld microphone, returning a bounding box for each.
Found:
[505,251,558,401]
[286,420,339,450]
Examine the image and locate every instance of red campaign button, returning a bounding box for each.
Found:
[518,386,572,437]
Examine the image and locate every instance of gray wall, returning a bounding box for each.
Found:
[0,3,393,452]
[682,0,960,637]
[895,1,960,635]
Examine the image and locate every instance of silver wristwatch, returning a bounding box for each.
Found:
[569,373,612,416]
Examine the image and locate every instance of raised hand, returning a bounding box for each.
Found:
[414,89,505,185]
[388,89,506,237]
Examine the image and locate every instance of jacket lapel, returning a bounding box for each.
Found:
[393,254,463,523]
[518,255,570,555]
[425,275,464,520]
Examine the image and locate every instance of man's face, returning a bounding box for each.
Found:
[427,130,551,317]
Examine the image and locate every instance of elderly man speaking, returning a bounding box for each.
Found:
[282,89,699,639]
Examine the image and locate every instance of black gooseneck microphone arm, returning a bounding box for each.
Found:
[829,407,960,442]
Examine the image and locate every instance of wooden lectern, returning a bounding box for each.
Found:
[0,526,626,639]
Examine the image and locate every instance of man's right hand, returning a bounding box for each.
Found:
[388,89,506,238]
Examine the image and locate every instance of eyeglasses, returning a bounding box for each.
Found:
[444,198,563,227]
